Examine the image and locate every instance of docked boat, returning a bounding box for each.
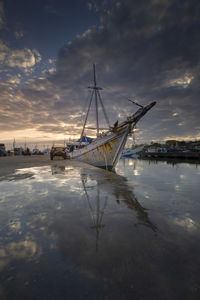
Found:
[121,145,144,158]
[68,65,156,170]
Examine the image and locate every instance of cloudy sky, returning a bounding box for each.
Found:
[0,0,200,146]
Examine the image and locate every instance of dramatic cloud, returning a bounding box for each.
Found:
[54,0,200,141]
[0,0,200,144]
[0,1,5,29]
[14,29,24,40]
[0,2,42,74]
[0,40,8,64]
[5,48,42,70]
[0,44,42,75]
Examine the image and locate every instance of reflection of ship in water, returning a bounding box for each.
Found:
[51,165,66,174]
[51,165,74,175]
[81,168,157,250]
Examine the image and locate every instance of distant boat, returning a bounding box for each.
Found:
[121,146,144,158]
[67,64,156,170]
[32,145,43,155]
[14,147,23,156]
[43,148,50,154]
[32,148,40,155]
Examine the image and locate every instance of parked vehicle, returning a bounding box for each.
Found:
[0,144,7,156]
[0,148,7,156]
[0,143,5,149]
[50,145,68,160]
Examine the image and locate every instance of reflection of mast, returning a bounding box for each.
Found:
[81,175,107,252]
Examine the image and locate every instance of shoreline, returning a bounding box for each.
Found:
[0,155,81,177]
[139,151,200,160]
[1,154,200,179]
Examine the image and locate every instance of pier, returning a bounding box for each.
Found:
[139,151,200,160]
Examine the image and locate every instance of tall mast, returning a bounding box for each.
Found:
[93,64,99,137]
[93,63,97,87]
[80,90,94,142]
[13,138,16,150]
[80,64,110,142]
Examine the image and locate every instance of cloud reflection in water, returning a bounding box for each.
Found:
[0,160,199,299]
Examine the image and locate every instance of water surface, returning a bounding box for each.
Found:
[0,159,200,299]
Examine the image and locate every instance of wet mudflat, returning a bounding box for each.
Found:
[0,157,200,299]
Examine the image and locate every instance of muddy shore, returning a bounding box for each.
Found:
[0,155,81,177]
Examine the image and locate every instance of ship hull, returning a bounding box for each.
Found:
[68,101,156,170]
[70,127,129,170]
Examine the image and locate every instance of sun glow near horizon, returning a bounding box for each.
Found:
[0,128,81,146]
[1,126,200,151]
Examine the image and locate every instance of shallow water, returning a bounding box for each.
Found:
[0,159,200,300]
